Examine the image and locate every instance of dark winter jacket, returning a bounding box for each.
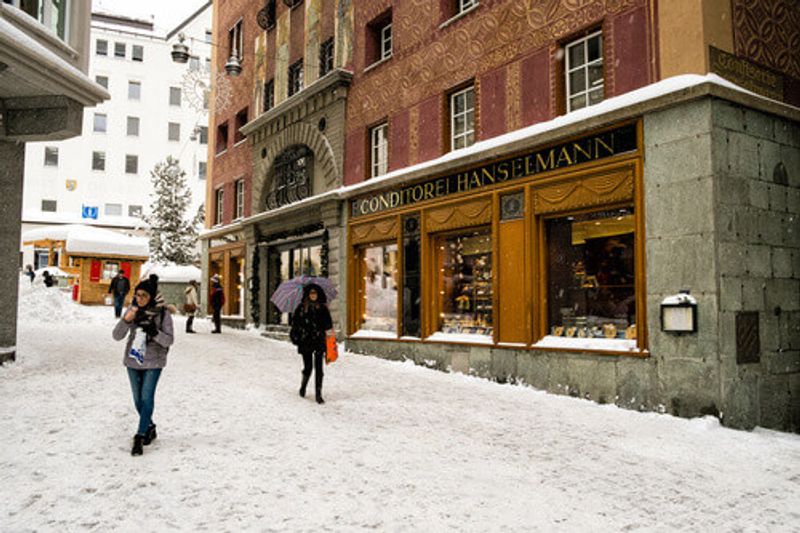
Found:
[290,285,333,353]
[112,298,174,369]
[210,283,225,310]
[108,275,130,297]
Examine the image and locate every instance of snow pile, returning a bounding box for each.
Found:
[141,262,201,283]
[33,266,74,279]
[22,224,149,258]
[17,276,108,325]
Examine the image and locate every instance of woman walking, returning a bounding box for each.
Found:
[290,284,333,404]
[112,274,174,456]
[184,280,198,333]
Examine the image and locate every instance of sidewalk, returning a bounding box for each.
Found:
[2,282,799,531]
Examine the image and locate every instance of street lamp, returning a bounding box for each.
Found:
[171,32,240,78]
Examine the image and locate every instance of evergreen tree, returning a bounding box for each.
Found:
[143,157,201,264]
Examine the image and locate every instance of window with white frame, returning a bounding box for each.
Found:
[128,205,143,217]
[199,161,207,180]
[235,179,244,219]
[565,31,604,112]
[6,0,70,40]
[96,39,108,56]
[380,22,392,60]
[168,122,180,141]
[370,123,388,178]
[92,151,106,171]
[114,42,126,59]
[104,203,122,216]
[41,199,57,212]
[228,19,243,61]
[102,261,119,280]
[450,86,475,150]
[125,155,138,174]
[205,30,213,43]
[215,188,224,225]
[95,75,108,88]
[128,81,141,100]
[127,116,139,136]
[93,113,107,133]
[169,87,182,106]
[457,0,477,15]
[44,147,59,167]
[132,45,144,62]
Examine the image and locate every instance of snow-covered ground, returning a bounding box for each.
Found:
[2,280,800,531]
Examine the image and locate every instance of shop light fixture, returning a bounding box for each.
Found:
[660,290,697,333]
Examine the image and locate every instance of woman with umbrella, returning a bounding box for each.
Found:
[273,277,335,404]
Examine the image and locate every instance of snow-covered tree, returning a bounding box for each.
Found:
[143,157,201,264]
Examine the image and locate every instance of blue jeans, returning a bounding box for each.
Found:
[126,368,162,436]
[114,293,125,318]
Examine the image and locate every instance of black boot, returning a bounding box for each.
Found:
[315,373,324,404]
[299,373,310,398]
[131,434,144,456]
[143,424,157,445]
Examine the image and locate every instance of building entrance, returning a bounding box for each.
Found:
[268,239,323,324]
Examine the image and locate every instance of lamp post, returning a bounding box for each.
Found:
[171,32,240,77]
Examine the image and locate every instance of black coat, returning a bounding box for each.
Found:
[109,275,130,296]
[290,303,332,353]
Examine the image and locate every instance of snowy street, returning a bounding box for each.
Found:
[2,284,800,531]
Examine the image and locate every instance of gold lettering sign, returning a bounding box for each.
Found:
[709,46,784,101]
[351,123,638,217]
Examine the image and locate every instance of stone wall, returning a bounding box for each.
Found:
[0,141,24,363]
[712,99,800,430]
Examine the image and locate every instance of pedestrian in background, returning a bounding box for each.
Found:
[24,265,35,284]
[210,274,224,334]
[108,270,131,319]
[42,270,54,288]
[290,284,333,404]
[184,280,198,334]
[112,274,174,456]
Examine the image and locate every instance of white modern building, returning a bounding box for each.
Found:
[20,1,212,268]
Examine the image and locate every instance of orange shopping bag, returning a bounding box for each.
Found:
[325,332,338,364]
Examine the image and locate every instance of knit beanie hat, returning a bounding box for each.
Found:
[135,274,159,299]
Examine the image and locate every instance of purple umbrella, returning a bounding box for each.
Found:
[270,275,337,313]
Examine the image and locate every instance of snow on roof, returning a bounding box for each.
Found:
[141,262,201,283]
[22,224,149,258]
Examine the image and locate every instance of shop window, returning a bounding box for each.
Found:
[370,122,388,178]
[565,30,604,112]
[450,86,475,150]
[319,38,334,76]
[44,146,58,167]
[544,207,636,342]
[288,59,303,97]
[437,228,493,337]
[359,243,398,333]
[102,261,119,280]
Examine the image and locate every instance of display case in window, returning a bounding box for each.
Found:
[360,243,398,333]
[438,228,493,336]
[545,207,636,341]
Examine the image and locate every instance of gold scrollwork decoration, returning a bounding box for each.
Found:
[533,169,634,214]
[425,199,492,232]
[351,218,399,246]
